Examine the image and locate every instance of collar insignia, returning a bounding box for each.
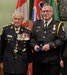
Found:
[53,24,56,30]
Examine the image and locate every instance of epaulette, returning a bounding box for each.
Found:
[56,20,60,22]
[24,26,31,30]
[3,24,11,28]
[57,20,63,23]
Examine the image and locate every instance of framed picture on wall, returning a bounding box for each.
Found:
[59,0,67,21]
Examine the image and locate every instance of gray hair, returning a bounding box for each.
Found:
[11,11,23,19]
[42,3,53,11]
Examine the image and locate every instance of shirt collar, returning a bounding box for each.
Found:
[44,18,53,27]
[14,26,20,31]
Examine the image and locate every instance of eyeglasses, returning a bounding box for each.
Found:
[42,10,53,13]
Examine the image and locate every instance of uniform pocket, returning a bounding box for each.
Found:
[5,35,14,43]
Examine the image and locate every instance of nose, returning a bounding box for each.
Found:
[16,19,19,21]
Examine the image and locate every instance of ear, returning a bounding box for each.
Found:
[52,11,54,15]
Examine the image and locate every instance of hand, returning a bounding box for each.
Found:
[0,62,3,69]
[60,60,64,68]
[42,44,50,51]
[34,45,40,51]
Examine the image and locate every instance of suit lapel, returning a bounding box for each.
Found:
[40,20,48,30]
[48,20,54,29]
[19,26,24,34]
[39,20,44,29]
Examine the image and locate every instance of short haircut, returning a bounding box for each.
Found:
[42,3,53,11]
[11,11,23,19]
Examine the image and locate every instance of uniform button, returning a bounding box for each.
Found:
[8,39,10,43]
[36,30,38,32]
[43,36,45,39]
[15,56,17,59]
[44,31,46,33]
[21,29,23,31]
[14,49,18,54]
[22,48,26,52]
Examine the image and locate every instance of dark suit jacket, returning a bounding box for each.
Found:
[0,24,31,74]
[30,20,66,64]
[62,28,67,57]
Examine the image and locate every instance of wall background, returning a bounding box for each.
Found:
[0,0,17,34]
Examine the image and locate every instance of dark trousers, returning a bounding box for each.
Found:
[33,63,60,75]
[4,72,26,75]
[63,57,67,75]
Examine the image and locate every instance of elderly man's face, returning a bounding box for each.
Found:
[42,6,54,21]
[12,13,23,28]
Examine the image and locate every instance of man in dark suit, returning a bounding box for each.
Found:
[30,4,66,75]
[60,27,67,75]
[0,12,31,75]
[63,27,67,75]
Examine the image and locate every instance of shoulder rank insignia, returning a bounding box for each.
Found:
[3,24,9,27]
[24,27,30,30]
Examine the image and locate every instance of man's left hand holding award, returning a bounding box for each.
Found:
[34,40,45,51]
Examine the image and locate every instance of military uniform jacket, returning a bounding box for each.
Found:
[62,28,67,58]
[0,24,31,74]
[30,20,66,64]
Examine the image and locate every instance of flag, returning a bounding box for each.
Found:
[49,0,59,20]
[30,0,43,30]
[27,63,33,75]
[16,0,28,27]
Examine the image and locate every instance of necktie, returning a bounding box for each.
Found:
[45,22,47,27]
[16,29,19,34]
[44,22,47,27]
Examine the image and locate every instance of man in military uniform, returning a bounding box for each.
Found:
[0,12,31,75]
[30,4,66,75]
